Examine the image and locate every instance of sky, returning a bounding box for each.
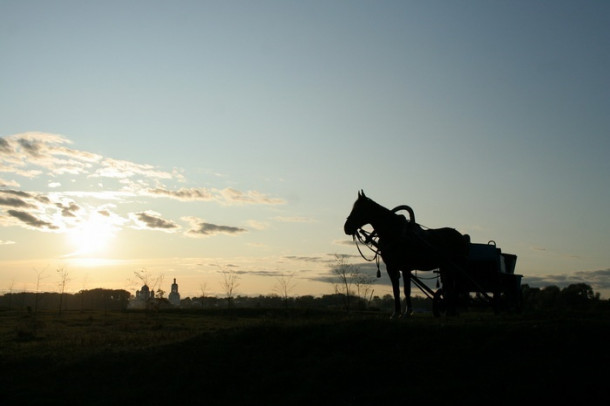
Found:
[1,0,609,299]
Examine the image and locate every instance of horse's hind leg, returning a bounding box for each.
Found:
[402,270,413,317]
[388,267,401,319]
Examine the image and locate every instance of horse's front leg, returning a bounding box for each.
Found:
[388,267,401,319]
[401,270,413,318]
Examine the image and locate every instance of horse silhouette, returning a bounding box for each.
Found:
[344,190,469,317]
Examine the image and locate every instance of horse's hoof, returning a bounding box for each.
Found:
[401,311,413,319]
[390,312,399,320]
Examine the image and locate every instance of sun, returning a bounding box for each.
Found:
[67,212,116,256]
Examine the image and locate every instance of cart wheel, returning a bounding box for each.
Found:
[433,289,445,317]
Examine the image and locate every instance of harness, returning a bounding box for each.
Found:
[352,205,414,279]
[353,228,382,278]
[352,207,442,288]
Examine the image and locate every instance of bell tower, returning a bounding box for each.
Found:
[168,278,181,306]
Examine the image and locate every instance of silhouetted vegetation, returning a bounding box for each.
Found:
[0,283,606,315]
[0,288,131,313]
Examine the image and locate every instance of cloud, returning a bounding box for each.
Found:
[0,196,35,209]
[1,133,102,177]
[147,187,215,201]
[56,201,81,217]
[183,216,246,237]
[18,138,43,157]
[283,255,330,263]
[246,220,269,230]
[523,268,610,290]
[0,133,287,243]
[218,188,285,205]
[0,239,15,245]
[147,187,285,205]
[333,238,356,246]
[93,158,173,180]
[0,190,50,209]
[7,210,59,230]
[0,178,20,187]
[0,137,11,153]
[273,216,316,223]
[0,133,178,181]
[132,211,179,231]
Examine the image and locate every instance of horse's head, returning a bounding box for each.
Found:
[344,190,373,235]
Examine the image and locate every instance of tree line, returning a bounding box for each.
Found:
[0,283,606,313]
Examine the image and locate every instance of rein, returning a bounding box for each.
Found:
[354,229,382,278]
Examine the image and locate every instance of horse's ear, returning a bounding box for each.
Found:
[359,189,366,198]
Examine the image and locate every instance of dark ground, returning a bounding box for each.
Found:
[1,308,608,405]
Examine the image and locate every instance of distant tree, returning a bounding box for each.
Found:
[57,267,70,314]
[133,268,164,298]
[274,272,298,308]
[220,269,240,308]
[331,255,359,312]
[199,281,209,307]
[538,285,561,308]
[353,271,375,307]
[33,267,48,313]
[561,283,596,307]
[6,279,14,310]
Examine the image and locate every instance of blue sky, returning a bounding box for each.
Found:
[1,1,609,298]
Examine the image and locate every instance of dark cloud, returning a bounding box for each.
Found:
[187,222,246,237]
[283,255,328,263]
[0,197,34,208]
[17,138,42,157]
[98,210,111,217]
[7,210,59,230]
[0,137,11,153]
[56,201,81,217]
[0,190,50,209]
[135,212,179,230]
[524,268,610,290]
[1,190,33,198]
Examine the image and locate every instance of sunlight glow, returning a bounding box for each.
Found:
[66,212,116,257]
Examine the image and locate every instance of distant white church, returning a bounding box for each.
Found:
[168,278,181,306]
[129,278,181,309]
[135,284,153,301]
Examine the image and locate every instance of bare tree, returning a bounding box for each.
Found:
[332,255,357,311]
[274,272,298,308]
[33,267,48,313]
[156,274,165,298]
[133,268,164,296]
[220,269,240,308]
[57,267,71,314]
[199,281,208,307]
[353,272,375,306]
[6,279,14,310]
[331,254,374,311]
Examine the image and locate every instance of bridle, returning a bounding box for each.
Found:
[353,227,382,277]
[347,204,416,279]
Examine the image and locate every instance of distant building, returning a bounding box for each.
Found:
[135,284,152,301]
[129,284,154,309]
[168,278,181,306]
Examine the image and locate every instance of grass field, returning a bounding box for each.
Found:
[1,308,608,405]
